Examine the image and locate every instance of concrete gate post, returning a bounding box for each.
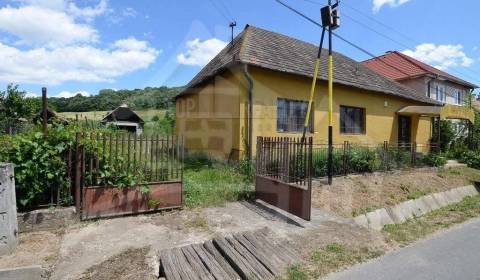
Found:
[0,163,18,255]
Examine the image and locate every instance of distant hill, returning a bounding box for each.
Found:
[49,86,183,112]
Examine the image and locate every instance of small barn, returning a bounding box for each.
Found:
[101,104,144,134]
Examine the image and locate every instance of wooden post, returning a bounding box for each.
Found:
[42,87,48,135]
[74,132,82,214]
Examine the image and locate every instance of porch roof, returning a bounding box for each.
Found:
[397,104,475,123]
[397,106,441,116]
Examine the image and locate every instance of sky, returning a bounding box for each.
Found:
[0,0,479,98]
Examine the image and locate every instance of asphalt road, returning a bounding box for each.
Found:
[327,218,480,280]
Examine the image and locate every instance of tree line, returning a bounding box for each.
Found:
[48,86,182,112]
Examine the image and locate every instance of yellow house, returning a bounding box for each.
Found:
[176,25,446,160]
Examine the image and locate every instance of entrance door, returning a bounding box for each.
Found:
[398,116,411,146]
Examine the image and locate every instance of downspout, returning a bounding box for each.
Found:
[243,64,254,160]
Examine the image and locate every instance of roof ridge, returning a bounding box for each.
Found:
[392,51,430,74]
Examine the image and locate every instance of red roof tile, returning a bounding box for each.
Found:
[362,51,477,88]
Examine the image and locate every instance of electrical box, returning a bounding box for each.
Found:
[321,5,333,27]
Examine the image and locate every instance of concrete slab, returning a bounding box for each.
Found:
[366,208,394,230]
[0,265,45,280]
[398,200,416,219]
[463,185,479,196]
[420,194,440,212]
[385,206,406,224]
[0,163,18,256]
[353,215,369,229]
[432,193,449,207]
[412,199,430,216]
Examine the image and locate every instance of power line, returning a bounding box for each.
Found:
[298,0,480,84]
[208,0,232,22]
[275,0,480,88]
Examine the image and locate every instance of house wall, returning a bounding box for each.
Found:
[398,76,471,106]
[175,68,244,160]
[176,66,437,159]
[244,67,433,156]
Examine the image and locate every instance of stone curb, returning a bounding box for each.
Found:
[352,185,479,231]
[0,265,46,280]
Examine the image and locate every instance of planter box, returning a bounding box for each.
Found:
[81,181,182,219]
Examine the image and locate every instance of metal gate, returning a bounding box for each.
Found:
[255,136,313,221]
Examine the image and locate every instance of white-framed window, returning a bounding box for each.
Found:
[455,90,463,105]
[435,85,446,102]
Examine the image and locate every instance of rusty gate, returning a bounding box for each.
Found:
[255,136,313,221]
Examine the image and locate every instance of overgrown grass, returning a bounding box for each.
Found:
[437,166,480,183]
[383,195,480,246]
[281,243,383,280]
[183,166,253,208]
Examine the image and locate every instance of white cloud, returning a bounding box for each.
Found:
[14,0,108,21]
[372,0,411,12]
[56,90,90,98]
[114,37,148,51]
[0,38,159,85]
[403,43,474,70]
[177,38,227,66]
[0,5,98,47]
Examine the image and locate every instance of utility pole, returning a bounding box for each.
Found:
[323,1,339,185]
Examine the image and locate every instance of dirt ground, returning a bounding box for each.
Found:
[312,167,478,217]
[0,202,387,280]
[6,167,473,279]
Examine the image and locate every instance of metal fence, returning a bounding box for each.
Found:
[311,141,439,178]
[77,132,184,187]
[256,136,313,186]
[256,137,440,185]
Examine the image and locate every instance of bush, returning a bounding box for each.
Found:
[184,152,217,170]
[234,159,255,182]
[422,153,447,167]
[0,125,75,207]
[458,151,480,169]
[348,147,380,173]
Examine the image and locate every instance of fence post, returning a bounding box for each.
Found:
[342,141,347,176]
[74,132,82,215]
[412,142,417,166]
[384,141,388,171]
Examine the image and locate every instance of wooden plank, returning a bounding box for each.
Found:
[212,237,262,280]
[224,236,273,279]
[255,230,301,263]
[203,241,241,280]
[233,233,282,276]
[181,246,214,280]
[242,232,290,269]
[159,249,182,280]
[170,247,197,280]
[191,244,237,280]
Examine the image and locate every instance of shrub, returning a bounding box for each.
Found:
[348,147,380,173]
[184,151,216,170]
[0,125,75,207]
[458,151,480,169]
[234,159,255,182]
[422,153,447,167]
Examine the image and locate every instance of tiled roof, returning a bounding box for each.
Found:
[362,51,478,88]
[179,25,439,105]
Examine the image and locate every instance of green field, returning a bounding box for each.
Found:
[58,109,166,122]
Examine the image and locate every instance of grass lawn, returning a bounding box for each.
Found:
[282,194,480,280]
[183,165,253,208]
[281,243,383,280]
[383,194,480,246]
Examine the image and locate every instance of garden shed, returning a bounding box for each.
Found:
[101,104,144,134]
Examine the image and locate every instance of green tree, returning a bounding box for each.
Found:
[0,84,40,134]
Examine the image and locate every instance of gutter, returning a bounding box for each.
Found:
[243,64,254,160]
